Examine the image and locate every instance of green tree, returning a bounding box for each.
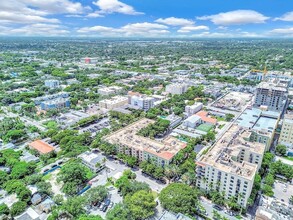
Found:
[276,144,287,156]
[10,201,27,217]
[84,186,108,205]
[57,160,88,195]
[0,203,9,216]
[78,214,103,220]
[124,190,156,220]
[53,194,64,205]
[106,203,133,220]
[0,171,8,187]
[262,184,274,197]
[60,196,86,218]
[159,183,199,215]
[264,173,274,186]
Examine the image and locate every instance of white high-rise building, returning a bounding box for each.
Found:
[196,124,265,207]
[166,83,188,95]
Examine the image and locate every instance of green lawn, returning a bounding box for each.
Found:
[283,156,293,162]
[197,124,213,132]
[152,191,158,199]
[42,173,52,181]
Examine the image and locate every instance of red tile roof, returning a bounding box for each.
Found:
[29,140,54,154]
[196,111,217,125]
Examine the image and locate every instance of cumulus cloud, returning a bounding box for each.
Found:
[269,27,293,35]
[77,22,169,37]
[22,0,87,14]
[197,10,269,25]
[275,12,293,21]
[89,0,143,17]
[0,0,90,24]
[0,12,59,24]
[155,17,194,26]
[0,23,69,36]
[177,25,209,33]
[190,31,262,38]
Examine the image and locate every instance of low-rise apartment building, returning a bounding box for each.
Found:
[78,151,105,173]
[40,98,70,110]
[196,124,266,207]
[128,92,155,111]
[104,118,186,167]
[165,83,188,95]
[99,96,128,110]
[44,80,60,88]
[98,86,122,96]
[185,102,203,116]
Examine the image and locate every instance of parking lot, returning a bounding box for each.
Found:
[90,157,167,193]
[273,180,293,204]
[79,118,110,136]
[87,187,122,218]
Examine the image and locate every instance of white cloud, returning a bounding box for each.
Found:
[269,27,293,35]
[77,25,115,33]
[0,0,90,24]
[189,31,263,38]
[22,0,87,14]
[155,17,194,26]
[77,22,169,37]
[0,11,59,24]
[275,12,293,21]
[0,23,69,36]
[197,10,269,25]
[217,26,228,30]
[177,25,209,33]
[91,0,143,16]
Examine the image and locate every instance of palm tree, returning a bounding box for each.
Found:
[164,165,173,183]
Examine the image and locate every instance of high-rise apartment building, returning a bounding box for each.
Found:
[196,124,266,207]
[253,79,288,112]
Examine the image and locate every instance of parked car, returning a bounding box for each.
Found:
[105,199,111,206]
[102,205,108,212]
[213,205,223,211]
[99,202,105,210]
[109,202,114,208]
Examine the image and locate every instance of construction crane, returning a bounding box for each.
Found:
[251,66,267,80]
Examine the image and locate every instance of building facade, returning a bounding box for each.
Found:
[196,125,265,207]
[185,102,203,116]
[44,80,60,88]
[40,98,70,110]
[104,118,186,167]
[165,83,188,95]
[130,95,154,111]
[98,86,122,96]
[279,114,293,155]
[253,79,288,112]
[99,96,128,110]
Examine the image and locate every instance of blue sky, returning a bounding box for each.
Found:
[1,0,293,37]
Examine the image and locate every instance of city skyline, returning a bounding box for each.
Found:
[1,0,293,38]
